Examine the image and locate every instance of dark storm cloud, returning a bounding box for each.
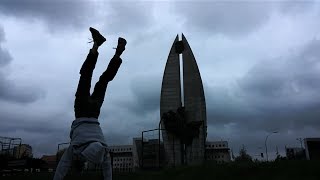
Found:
[0,111,67,135]
[173,1,271,37]
[0,25,44,103]
[173,1,315,37]
[202,38,320,137]
[130,77,160,114]
[0,105,71,157]
[239,40,320,105]
[104,1,154,34]
[105,130,136,146]
[0,74,45,103]
[0,0,96,31]
[0,0,154,34]
[0,48,11,66]
[116,74,161,116]
[204,84,257,126]
[236,39,320,132]
[0,27,12,66]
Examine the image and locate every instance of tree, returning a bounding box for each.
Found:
[235,145,253,162]
[275,155,287,161]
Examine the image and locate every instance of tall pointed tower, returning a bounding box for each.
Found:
[160,34,207,166]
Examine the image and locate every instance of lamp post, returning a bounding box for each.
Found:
[265,131,278,161]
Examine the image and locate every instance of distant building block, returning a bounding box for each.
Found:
[304,138,320,160]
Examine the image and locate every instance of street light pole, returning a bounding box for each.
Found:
[265,131,278,161]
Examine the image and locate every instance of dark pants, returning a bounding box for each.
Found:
[74,50,122,119]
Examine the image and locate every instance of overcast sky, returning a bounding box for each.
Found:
[0,0,320,159]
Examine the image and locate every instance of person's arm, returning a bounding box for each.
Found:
[53,147,73,180]
[101,151,112,180]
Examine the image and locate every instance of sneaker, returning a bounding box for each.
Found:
[115,37,127,55]
[89,27,106,46]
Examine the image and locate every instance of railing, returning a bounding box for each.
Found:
[141,127,165,169]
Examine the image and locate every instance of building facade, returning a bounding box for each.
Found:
[86,145,134,173]
[205,141,231,163]
[304,138,320,160]
[13,144,33,159]
[41,155,57,169]
[109,145,134,173]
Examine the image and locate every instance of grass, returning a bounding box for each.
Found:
[1,160,319,180]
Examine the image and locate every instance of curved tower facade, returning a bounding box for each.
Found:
[160,34,207,166]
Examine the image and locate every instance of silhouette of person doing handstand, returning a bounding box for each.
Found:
[53,27,126,180]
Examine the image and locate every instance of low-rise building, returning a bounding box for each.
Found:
[41,155,57,169]
[13,144,33,159]
[109,145,134,173]
[57,138,231,173]
[205,141,231,163]
[304,138,320,160]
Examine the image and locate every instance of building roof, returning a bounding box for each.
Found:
[41,155,56,162]
[304,138,320,141]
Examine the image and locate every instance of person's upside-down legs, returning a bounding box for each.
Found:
[74,27,127,119]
